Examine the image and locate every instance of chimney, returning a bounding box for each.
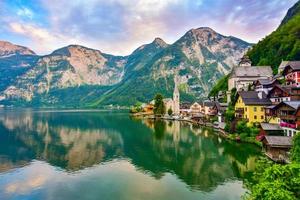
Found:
[258,91,263,99]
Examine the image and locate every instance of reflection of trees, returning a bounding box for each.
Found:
[0,111,261,192]
[153,120,166,140]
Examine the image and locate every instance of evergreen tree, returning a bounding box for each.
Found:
[153,93,166,116]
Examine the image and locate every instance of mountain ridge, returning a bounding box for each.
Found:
[0,27,251,107]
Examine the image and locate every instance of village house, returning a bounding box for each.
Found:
[180,102,192,116]
[235,91,271,124]
[281,61,300,87]
[267,85,300,104]
[228,56,273,92]
[272,101,300,137]
[265,105,281,124]
[257,123,284,141]
[212,102,228,122]
[189,102,202,116]
[254,79,279,95]
[261,136,292,163]
[203,100,216,116]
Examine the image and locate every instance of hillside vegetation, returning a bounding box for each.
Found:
[247,1,300,74]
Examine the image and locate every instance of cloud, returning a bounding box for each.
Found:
[17,7,34,19]
[8,22,80,54]
[0,0,298,55]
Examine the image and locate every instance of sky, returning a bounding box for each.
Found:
[0,0,298,56]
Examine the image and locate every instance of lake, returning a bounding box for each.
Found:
[0,110,261,200]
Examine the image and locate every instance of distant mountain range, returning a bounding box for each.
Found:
[0,27,251,107]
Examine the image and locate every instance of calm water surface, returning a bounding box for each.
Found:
[0,110,261,200]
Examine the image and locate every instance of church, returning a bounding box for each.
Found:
[163,75,180,115]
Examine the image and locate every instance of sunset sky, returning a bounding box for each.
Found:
[0,0,297,55]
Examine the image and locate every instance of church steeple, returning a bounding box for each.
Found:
[173,74,180,115]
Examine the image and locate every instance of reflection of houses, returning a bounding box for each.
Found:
[235,91,271,123]
[261,136,292,163]
[228,56,273,91]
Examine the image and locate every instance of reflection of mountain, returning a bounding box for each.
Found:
[0,111,260,192]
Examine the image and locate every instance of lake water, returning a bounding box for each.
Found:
[0,110,261,200]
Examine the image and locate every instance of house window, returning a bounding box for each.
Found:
[261,115,264,120]
[254,107,257,112]
[245,107,247,111]
[261,107,264,112]
[254,115,257,120]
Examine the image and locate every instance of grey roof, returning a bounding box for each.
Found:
[231,66,273,78]
[282,61,300,75]
[264,136,292,147]
[284,101,300,110]
[238,91,272,105]
[256,79,277,85]
[260,123,283,131]
[203,101,215,107]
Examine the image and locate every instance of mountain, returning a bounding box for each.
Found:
[0,41,39,93]
[0,27,251,107]
[247,0,300,73]
[0,41,36,57]
[2,45,126,102]
[95,27,250,106]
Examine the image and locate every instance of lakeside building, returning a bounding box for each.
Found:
[228,56,273,92]
[257,123,284,141]
[234,91,272,123]
[281,61,300,87]
[267,85,300,103]
[261,136,292,163]
[272,101,300,137]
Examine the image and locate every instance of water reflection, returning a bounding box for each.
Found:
[0,110,260,194]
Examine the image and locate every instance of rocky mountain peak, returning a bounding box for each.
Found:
[0,40,36,57]
[152,37,168,47]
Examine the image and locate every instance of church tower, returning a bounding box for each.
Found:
[173,75,180,115]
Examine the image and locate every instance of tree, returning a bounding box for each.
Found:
[168,108,173,116]
[153,93,165,116]
[291,133,300,163]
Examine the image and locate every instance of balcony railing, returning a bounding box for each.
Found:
[280,122,297,129]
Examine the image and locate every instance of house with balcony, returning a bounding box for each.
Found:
[267,85,300,104]
[234,91,272,124]
[272,101,300,137]
[281,61,300,87]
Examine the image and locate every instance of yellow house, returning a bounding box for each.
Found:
[235,91,272,123]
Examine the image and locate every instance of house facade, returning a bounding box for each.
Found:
[228,56,273,92]
[272,101,300,137]
[281,61,300,87]
[235,91,271,123]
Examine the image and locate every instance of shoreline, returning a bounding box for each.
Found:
[133,113,262,147]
